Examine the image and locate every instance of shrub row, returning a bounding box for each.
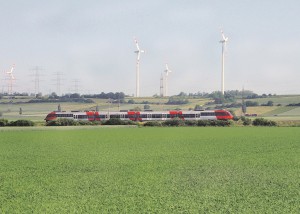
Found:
[252,118,277,126]
[46,118,137,126]
[237,117,277,126]
[46,118,101,126]
[145,119,232,127]
[0,119,35,127]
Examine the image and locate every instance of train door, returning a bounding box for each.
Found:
[162,113,167,120]
[147,113,152,121]
[120,113,125,120]
[73,114,78,120]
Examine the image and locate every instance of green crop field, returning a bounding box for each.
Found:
[0,127,299,213]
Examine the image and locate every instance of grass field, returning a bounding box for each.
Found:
[0,127,299,213]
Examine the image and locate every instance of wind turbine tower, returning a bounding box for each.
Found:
[164,63,172,96]
[160,73,164,97]
[134,38,145,97]
[6,64,15,95]
[219,30,228,95]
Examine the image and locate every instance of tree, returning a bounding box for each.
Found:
[19,107,23,115]
[266,100,274,106]
[194,104,202,111]
[132,106,141,111]
[245,101,259,106]
[49,92,59,99]
[144,104,151,110]
[128,99,135,104]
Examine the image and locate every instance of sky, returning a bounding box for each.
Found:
[1,1,300,96]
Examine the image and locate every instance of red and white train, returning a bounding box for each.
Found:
[45,109,233,122]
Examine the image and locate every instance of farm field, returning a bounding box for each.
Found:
[0,127,299,213]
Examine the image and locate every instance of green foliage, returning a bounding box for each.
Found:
[0,119,8,126]
[162,118,185,126]
[104,118,137,125]
[197,120,232,127]
[143,121,162,127]
[167,96,189,105]
[252,118,277,126]
[184,120,198,126]
[194,104,202,111]
[46,118,78,126]
[131,106,142,111]
[77,120,102,126]
[144,104,151,110]
[46,119,102,126]
[240,116,252,126]
[127,99,135,104]
[8,120,35,126]
[245,101,259,106]
[261,100,274,106]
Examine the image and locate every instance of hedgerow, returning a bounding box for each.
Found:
[0,119,9,126]
[252,118,277,126]
[0,119,35,126]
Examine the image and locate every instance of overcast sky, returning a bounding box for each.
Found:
[1,1,300,96]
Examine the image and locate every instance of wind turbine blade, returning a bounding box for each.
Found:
[220,30,226,41]
[134,39,140,51]
[165,63,169,70]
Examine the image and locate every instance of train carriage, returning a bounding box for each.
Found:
[45,109,233,122]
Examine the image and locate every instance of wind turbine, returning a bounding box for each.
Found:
[164,63,172,96]
[134,38,145,97]
[160,73,164,97]
[219,30,228,95]
[6,64,15,95]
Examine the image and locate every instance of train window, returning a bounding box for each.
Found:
[140,114,147,118]
[182,114,196,118]
[78,115,88,119]
[153,114,162,118]
[110,115,121,119]
[201,112,215,116]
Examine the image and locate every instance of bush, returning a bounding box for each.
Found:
[77,120,102,126]
[197,120,232,127]
[143,121,162,127]
[240,116,252,126]
[122,120,138,125]
[103,118,137,125]
[162,118,185,127]
[9,120,35,126]
[46,118,77,126]
[197,120,209,127]
[214,120,232,127]
[184,120,197,126]
[46,119,103,126]
[252,118,277,126]
[0,119,8,126]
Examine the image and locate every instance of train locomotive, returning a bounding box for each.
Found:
[45,109,233,122]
